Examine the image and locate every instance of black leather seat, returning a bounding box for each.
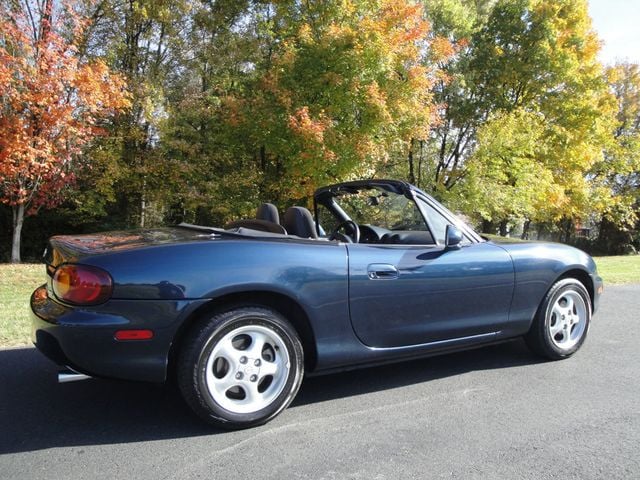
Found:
[225,202,285,234]
[283,207,318,239]
[256,203,280,224]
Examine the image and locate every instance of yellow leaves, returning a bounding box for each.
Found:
[340,0,357,16]
[364,82,391,123]
[287,107,337,177]
[213,0,450,202]
[298,23,313,44]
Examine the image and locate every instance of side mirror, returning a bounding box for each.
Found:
[445,225,463,249]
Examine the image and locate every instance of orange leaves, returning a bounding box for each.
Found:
[287,106,337,179]
[0,0,130,212]
[430,36,456,63]
[288,106,330,144]
[361,0,429,47]
[214,0,451,200]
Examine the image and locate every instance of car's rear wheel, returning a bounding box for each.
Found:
[525,278,591,360]
[177,306,304,429]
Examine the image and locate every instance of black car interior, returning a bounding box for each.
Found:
[225,203,287,234]
[223,182,440,245]
[282,207,318,239]
[256,202,280,224]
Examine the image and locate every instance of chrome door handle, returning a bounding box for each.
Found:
[367,264,399,280]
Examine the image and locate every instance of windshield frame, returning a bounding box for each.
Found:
[313,180,483,245]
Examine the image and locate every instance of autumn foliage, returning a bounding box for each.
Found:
[0,0,638,260]
[0,0,129,261]
[220,0,453,199]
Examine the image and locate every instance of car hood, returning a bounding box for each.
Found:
[482,234,543,245]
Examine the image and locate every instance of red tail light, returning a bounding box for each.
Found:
[52,264,113,305]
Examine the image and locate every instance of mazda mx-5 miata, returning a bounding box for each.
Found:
[31,179,603,428]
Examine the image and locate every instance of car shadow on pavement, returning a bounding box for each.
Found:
[0,340,542,454]
[294,338,542,408]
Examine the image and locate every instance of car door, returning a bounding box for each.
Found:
[346,194,514,349]
[347,241,515,348]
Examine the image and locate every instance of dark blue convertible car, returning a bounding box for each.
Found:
[31,179,603,428]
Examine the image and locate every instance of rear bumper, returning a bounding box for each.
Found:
[31,285,207,382]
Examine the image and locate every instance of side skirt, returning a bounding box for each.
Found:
[307,331,519,377]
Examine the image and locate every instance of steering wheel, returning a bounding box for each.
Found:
[329,220,360,243]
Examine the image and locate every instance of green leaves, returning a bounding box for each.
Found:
[5,0,636,258]
[424,0,619,235]
[161,0,450,207]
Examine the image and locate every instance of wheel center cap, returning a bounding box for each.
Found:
[243,363,259,376]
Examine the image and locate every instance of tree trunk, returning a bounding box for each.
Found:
[407,138,415,184]
[481,219,495,234]
[417,140,424,188]
[11,204,25,264]
[563,218,573,244]
[140,179,146,228]
[499,220,508,237]
[521,219,531,239]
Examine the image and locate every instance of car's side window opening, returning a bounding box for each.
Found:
[315,186,443,245]
[419,200,449,245]
[417,198,474,246]
[316,203,340,237]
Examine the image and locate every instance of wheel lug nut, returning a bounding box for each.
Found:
[254,359,261,367]
[240,356,247,364]
[250,375,257,382]
[235,372,243,380]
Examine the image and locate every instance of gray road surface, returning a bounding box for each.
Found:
[1,284,638,479]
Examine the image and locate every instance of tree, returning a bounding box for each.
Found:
[159,0,260,225]
[455,109,559,234]
[75,0,189,228]
[161,0,452,221]
[592,63,640,253]
[422,0,614,237]
[231,0,451,200]
[418,0,494,193]
[0,0,129,262]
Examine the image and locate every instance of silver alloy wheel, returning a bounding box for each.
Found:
[204,324,291,414]
[548,290,588,350]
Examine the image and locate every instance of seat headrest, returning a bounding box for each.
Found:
[256,203,280,224]
[283,207,318,239]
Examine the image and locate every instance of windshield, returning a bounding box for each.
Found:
[330,187,426,231]
[315,182,481,245]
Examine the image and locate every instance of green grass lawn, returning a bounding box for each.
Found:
[0,264,43,347]
[594,255,640,285]
[0,256,638,348]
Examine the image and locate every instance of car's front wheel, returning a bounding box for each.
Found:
[525,278,591,360]
[177,306,304,429]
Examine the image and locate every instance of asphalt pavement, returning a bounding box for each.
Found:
[1,284,638,479]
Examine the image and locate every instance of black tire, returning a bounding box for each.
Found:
[177,306,304,429]
[525,278,591,360]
